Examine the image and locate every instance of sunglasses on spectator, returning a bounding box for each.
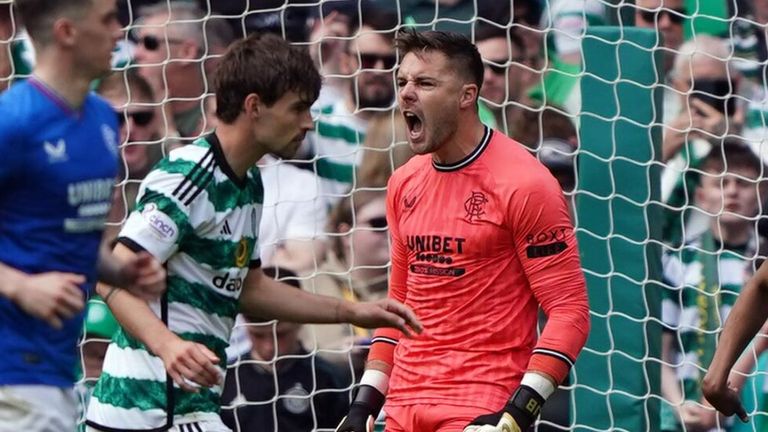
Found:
[637,8,686,25]
[138,34,185,51]
[361,216,388,229]
[117,110,155,127]
[358,53,397,70]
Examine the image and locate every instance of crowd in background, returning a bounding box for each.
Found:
[1,0,768,430]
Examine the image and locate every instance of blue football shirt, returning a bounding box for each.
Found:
[0,78,119,387]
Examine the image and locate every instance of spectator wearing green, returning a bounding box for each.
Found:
[660,142,764,432]
[304,11,397,203]
[475,24,538,134]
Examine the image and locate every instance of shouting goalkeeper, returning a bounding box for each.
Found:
[336,30,590,432]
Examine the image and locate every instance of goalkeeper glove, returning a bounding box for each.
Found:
[463,385,545,432]
[335,385,385,432]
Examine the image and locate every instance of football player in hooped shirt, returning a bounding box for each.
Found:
[336,30,590,432]
[0,1,165,431]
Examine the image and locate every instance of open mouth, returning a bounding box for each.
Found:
[403,111,424,142]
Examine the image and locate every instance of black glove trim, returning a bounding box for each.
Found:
[353,384,385,414]
[508,384,546,429]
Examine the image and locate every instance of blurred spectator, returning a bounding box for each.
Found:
[662,35,743,245]
[302,190,390,377]
[660,141,764,432]
[542,0,607,66]
[513,106,577,149]
[526,1,607,116]
[634,0,685,75]
[633,0,686,126]
[375,0,512,36]
[132,1,234,138]
[733,0,768,152]
[475,24,538,134]
[303,10,398,203]
[307,1,359,108]
[356,110,414,189]
[221,267,349,432]
[96,70,165,240]
[257,154,329,273]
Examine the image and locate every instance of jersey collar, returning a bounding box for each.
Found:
[29,76,80,117]
[432,126,492,172]
[207,132,248,189]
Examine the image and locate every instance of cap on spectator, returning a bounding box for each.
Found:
[537,138,575,172]
[84,298,119,339]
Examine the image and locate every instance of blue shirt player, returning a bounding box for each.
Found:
[0,1,165,431]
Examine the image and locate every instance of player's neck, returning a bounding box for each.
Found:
[214,120,265,179]
[33,54,92,109]
[431,116,486,165]
[711,222,751,248]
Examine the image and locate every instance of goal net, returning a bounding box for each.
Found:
[0,0,758,431]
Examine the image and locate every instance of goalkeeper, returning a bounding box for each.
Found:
[336,30,590,432]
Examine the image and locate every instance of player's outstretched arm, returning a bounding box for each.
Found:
[0,262,85,329]
[702,261,768,422]
[239,268,422,335]
[99,243,221,393]
[96,236,166,301]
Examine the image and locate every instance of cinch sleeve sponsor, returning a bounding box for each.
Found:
[118,170,192,263]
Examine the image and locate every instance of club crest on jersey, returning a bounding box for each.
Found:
[141,203,178,241]
[464,191,488,222]
[403,195,416,211]
[235,238,249,268]
[43,139,67,163]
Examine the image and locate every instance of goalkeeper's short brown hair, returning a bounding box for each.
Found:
[15,0,93,46]
[213,33,322,124]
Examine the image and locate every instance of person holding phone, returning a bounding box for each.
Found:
[660,35,745,247]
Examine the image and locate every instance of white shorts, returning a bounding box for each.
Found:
[0,385,77,432]
[86,419,232,432]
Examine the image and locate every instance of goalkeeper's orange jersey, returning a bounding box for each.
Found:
[384,127,589,411]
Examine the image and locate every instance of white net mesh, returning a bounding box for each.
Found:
[5,0,748,431]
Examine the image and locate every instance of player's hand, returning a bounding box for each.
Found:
[12,272,86,329]
[119,251,165,301]
[335,405,375,432]
[343,299,423,337]
[464,385,544,432]
[336,385,383,432]
[156,337,222,393]
[690,98,727,138]
[702,375,749,423]
[463,412,522,432]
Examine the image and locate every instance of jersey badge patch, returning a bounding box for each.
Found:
[141,203,178,241]
[43,139,67,163]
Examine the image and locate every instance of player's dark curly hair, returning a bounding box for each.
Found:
[395,29,484,95]
[214,33,322,124]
